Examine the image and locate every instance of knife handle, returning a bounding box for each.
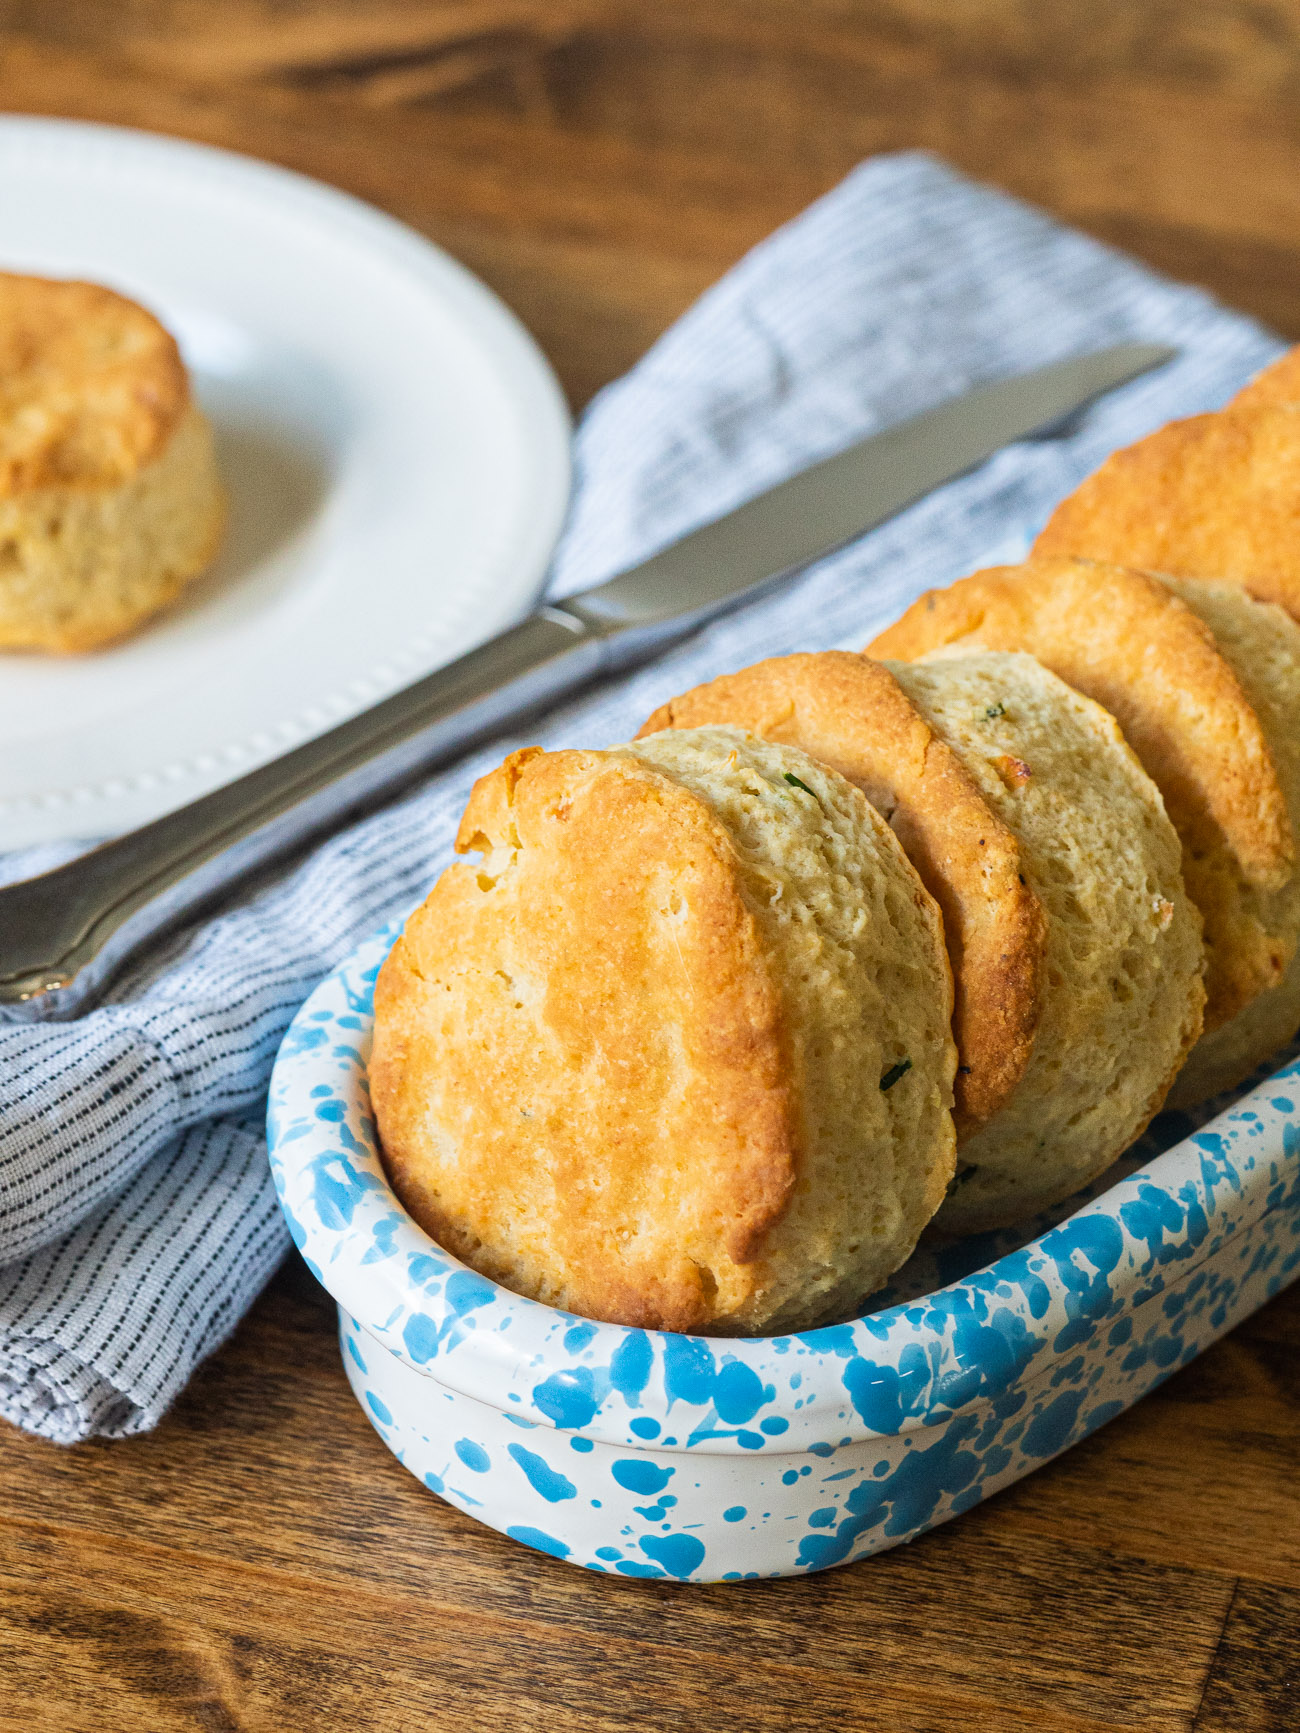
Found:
[0,608,609,1021]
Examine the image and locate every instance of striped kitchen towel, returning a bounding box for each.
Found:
[0,150,1284,1442]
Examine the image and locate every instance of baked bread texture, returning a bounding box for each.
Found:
[881,652,1203,1233]
[0,273,224,652]
[1232,347,1300,410]
[1153,576,1300,1105]
[638,652,1047,1138]
[370,728,957,1335]
[1031,407,1300,622]
[869,558,1292,1042]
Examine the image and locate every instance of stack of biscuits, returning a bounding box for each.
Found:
[371,348,1300,1338]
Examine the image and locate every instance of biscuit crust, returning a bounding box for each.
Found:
[869,558,1290,1031]
[1157,578,1300,1103]
[0,273,189,491]
[1031,408,1300,621]
[1232,347,1300,411]
[639,651,1046,1136]
[374,745,794,1334]
[372,731,956,1334]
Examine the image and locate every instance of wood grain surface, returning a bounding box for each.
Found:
[3,3,1300,1728]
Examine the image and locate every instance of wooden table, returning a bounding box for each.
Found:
[2,5,1299,1727]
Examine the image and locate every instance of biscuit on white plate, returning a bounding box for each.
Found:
[882,651,1203,1234]
[639,651,1047,1139]
[371,728,957,1335]
[0,273,224,652]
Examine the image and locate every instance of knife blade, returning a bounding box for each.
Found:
[0,341,1174,1018]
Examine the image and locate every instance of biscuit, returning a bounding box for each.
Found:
[0,273,224,652]
[1232,347,1300,410]
[638,652,1047,1137]
[371,728,957,1335]
[870,558,1291,1034]
[883,652,1203,1234]
[1031,408,1300,622]
[1154,577,1300,1105]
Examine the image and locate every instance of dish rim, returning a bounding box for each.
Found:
[267,921,1300,1457]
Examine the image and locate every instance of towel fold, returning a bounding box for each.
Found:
[0,151,1283,1441]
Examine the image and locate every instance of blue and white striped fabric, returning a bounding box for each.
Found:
[0,151,1283,1442]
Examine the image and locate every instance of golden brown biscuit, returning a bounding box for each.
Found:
[0,272,224,651]
[869,558,1292,1034]
[638,651,1047,1137]
[371,728,957,1335]
[1031,408,1300,621]
[1155,577,1300,1104]
[1232,347,1300,410]
[888,652,1203,1234]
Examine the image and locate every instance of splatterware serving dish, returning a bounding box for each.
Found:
[267,923,1300,1582]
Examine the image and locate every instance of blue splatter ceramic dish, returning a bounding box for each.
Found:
[267,922,1300,1582]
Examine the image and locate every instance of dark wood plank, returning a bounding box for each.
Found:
[0,1515,1227,1732]
[1193,1579,1300,1732]
[0,1258,1280,1731]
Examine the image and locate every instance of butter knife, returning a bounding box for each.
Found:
[0,342,1174,1018]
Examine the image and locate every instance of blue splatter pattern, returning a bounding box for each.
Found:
[269,924,1300,1582]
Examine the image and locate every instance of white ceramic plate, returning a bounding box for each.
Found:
[0,116,571,849]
